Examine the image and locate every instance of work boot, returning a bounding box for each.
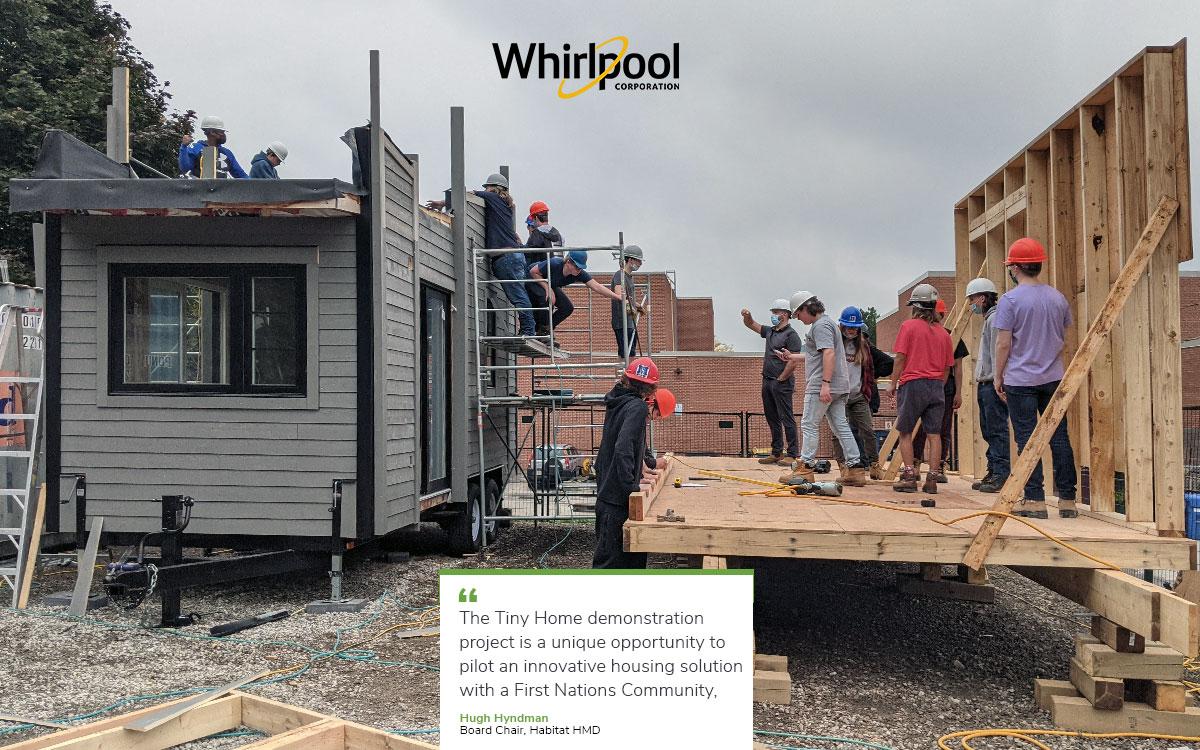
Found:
[893,466,918,493]
[842,462,867,487]
[1014,500,1048,520]
[758,454,782,465]
[869,463,885,480]
[921,472,939,495]
[971,473,995,491]
[1058,494,1078,519]
[779,462,815,485]
[779,455,796,466]
[934,462,949,483]
[925,468,947,487]
[978,475,1006,493]
[535,325,550,338]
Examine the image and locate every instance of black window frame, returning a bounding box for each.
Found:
[420,283,452,494]
[108,263,307,396]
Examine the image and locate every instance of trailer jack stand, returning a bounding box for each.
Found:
[306,479,367,614]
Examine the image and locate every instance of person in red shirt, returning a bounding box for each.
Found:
[884,284,954,493]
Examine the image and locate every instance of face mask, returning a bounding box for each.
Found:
[1008,269,1019,285]
[770,315,781,326]
[970,303,982,315]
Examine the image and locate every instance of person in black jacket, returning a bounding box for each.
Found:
[593,357,661,569]
[524,200,563,269]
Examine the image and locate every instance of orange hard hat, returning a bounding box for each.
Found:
[1006,237,1048,265]
[625,357,659,385]
[528,200,549,217]
[935,299,947,315]
[651,388,676,418]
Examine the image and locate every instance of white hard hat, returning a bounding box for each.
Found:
[483,172,509,189]
[789,290,815,314]
[267,141,288,161]
[907,283,939,306]
[200,115,227,131]
[965,277,997,296]
[770,298,791,313]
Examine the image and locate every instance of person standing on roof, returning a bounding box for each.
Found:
[913,297,969,483]
[179,115,248,179]
[249,142,288,179]
[965,277,1008,494]
[774,291,868,487]
[612,245,649,358]
[741,298,802,466]
[593,358,664,569]
[993,238,1077,519]
[524,200,563,268]
[526,250,624,343]
[425,173,535,336]
[885,283,955,494]
[830,306,893,480]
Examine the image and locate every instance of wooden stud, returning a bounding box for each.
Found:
[68,517,104,617]
[628,454,674,521]
[1115,73,1155,524]
[1050,695,1200,734]
[1171,42,1193,263]
[1127,679,1188,713]
[15,483,46,609]
[1069,656,1125,710]
[237,719,344,750]
[701,555,727,570]
[1102,100,1128,480]
[953,206,977,477]
[34,696,241,750]
[958,564,990,586]
[1091,614,1146,653]
[1034,678,1079,711]
[1080,104,1116,512]
[1143,52,1186,536]
[0,697,198,750]
[962,196,1179,570]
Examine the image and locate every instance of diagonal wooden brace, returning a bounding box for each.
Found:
[962,196,1179,570]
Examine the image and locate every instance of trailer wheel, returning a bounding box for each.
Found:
[485,479,505,534]
[448,484,486,554]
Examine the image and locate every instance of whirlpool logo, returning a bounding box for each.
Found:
[492,36,681,98]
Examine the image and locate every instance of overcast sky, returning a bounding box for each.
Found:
[112,0,1200,351]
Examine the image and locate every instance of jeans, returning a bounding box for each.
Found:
[592,501,647,569]
[527,282,574,330]
[491,253,535,335]
[832,392,877,465]
[801,392,860,466]
[977,381,1010,479]
[761,377,798,458]
[614,325,640,358]
[1005,380,1076,500]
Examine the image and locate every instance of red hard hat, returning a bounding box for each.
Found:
[625,357,659,385]
[1006,237,1048,265]
[528,200,549,217]
[651,388,676,418]
[935,299,947,315]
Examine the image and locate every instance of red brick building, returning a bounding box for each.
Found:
[874,271,958,352]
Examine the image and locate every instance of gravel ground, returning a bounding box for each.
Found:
[0,522,1191,750]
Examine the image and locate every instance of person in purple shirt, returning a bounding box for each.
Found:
[992,237,1077,520]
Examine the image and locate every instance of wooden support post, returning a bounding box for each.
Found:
[953,207,976,476]
[1102,101,1128,483]
[961,196,1179,570]
[1091,615,1146,653]
[1144,53,1186,536]
[1115,74,1155,523]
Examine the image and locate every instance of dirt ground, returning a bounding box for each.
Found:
[0,522,1191,750]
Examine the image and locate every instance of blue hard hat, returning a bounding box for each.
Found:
[838,306,865,328]
[567,250,588,269]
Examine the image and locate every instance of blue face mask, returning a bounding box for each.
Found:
[970,303,982,315]
[770,314,781,326]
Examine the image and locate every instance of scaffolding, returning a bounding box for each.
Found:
[471,241,657,526]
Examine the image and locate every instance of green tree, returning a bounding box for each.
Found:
[1,0,190,283]
[862,306,880,342]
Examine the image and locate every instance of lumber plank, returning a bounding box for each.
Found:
[343,723,441,750]
[1102,100,1128,481]
[15,483,47,609]
[34,695,240,750]
[753,670,791,705]
[1050,694,1200,734]
[1075,636,1183,680]
[953,207,977,480]
[1069,656,1124,710]
[1144,53,1186,536]
[1079,105,1116,512]
[1014,566,1199,657]
[962,196,1179,569]
[958,563,990,585]
[68,517,104,617]
[1034,678,1079,711]
[1091,615,1146,653]
[0,698,199,750]
[628,454,674,521]
[239,694,326,735]
[1115,75,1155,524]
[1127,679,1188,713]
[237,719,344,750]
[701,555,727,570]
[126,673,262,732]
[896,573,995,603]
[753,654,788,672]
[1172,43,1193,263]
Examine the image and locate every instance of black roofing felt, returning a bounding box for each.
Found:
[8,130,363,213]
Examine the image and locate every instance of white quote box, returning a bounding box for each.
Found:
[440,568,753,748]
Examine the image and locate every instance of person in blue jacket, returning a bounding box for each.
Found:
[249,142,288,179]
[179,115,248,179]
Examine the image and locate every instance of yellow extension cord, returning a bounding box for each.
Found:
[667,457,1200,748]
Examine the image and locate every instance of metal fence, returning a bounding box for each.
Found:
[1186,406,1200,492]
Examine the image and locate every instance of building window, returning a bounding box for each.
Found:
[110,264,306,395]
[421,284,451,493]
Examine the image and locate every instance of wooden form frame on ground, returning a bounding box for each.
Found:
[953,40,1191,535]
[0,692,436,750]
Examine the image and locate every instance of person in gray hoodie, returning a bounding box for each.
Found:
[249,142,288,179]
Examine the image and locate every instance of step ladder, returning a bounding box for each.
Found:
[0,305,46,607]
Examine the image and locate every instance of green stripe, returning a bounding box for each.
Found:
[439,568,752,576]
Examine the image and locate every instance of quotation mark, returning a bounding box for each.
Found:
[458,587,478,603]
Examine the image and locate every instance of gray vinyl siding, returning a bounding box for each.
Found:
[58,215,357,537]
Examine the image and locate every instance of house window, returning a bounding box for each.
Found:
[421,284,451,493]
[110,264,305,395]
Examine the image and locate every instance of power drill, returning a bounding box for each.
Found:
[786,480,843,497]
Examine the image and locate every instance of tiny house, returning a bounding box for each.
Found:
[10,124,515,554]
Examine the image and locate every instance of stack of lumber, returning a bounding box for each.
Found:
[753,654,791,705]
[1034,617,1199,732]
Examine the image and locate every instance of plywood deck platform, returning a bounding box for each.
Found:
[625,456,1195,570]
